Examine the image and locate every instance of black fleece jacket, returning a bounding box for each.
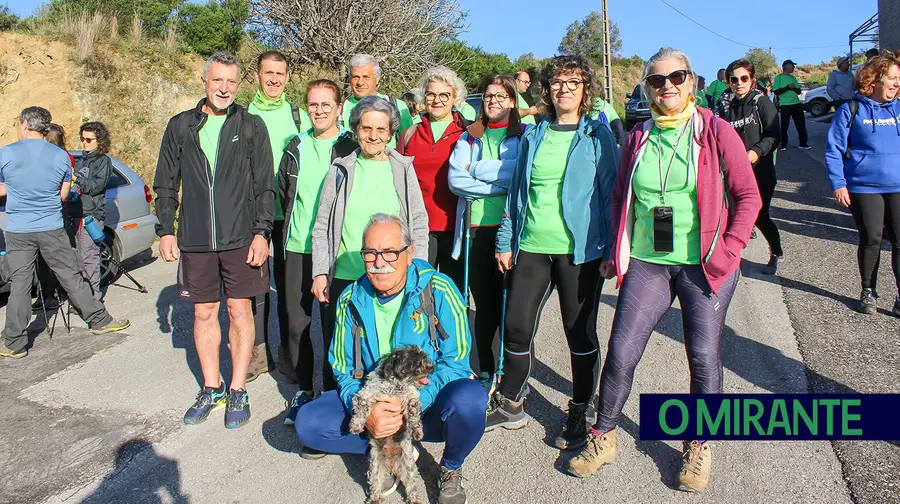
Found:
[72,150,112,221]
[720,90,781,185]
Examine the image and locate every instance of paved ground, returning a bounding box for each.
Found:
[0,116,894,504]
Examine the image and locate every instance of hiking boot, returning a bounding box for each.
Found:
[91,318,131,335]
[283,390,315,426]
[485,392,527,432]
[0,342,27,359]
[299,445,327,460]
[566,428,617,478]
[677,441,712,492]
[893,297,900,318]
[554,400,595,450]
[246,343,269,383]
[438,466,467,504]
[224,388,251,429]
[183,384,227,424]
[763,254,785,275]
[857,288,877,315]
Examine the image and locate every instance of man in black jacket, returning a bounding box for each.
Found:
[153,52,275,430]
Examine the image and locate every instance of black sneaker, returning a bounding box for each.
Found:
[283,390,315,426]
[485,392,527,432]
[893,297,900,318]
[554,400,595,450]
[224,388,251,429]
[799,145,812,150]
[762,255,785,276]
[183,384,227,424]
[438,466,467,504]
[299,446,327,460]
[857,288,877,315]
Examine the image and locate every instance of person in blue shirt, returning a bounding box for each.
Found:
[0,107,130,359]
[295,213,486,504]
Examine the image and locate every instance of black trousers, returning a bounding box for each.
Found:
[497,251,603,404]
[755,180,784,256]
[466,227,505,377]
[285,252,316,391]
[849,192,900,295]
[253,221,289,358]
[780,104,808,148]
[428,231,464,294]
[319,276,354,392]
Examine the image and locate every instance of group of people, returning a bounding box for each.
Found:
[0,110,132,359]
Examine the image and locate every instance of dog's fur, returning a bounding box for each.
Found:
[349,346,435,504]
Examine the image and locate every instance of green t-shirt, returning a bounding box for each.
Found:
[590,97,620,122]
[694,91,709,108]
[517,93,536,125]
[519,125,577,254]
[412,113,423,126]
[630,122,700,265]
[248,102,311,221]
[335,157,402,280]
[286,134,338,254]
[458,102,477,122]
[773,73,801,106]
[373,289,405,358]
[430,120,452,141]
[470,125,508,227]
[707,80,728,103]
[342,94,414,148]
[199,113,227,178]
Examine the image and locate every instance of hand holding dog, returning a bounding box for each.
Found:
[365,395,404,439]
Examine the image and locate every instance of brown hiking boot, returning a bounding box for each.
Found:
[566,429,616,478]
[245,344,269,383]
[677,441,712,492]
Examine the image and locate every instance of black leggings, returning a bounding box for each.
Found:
[848,192,900,295]
[779,103,808,148]
[755,181,783,256]
[466,227,505,377]
[254,221,289,351]
[428,231,464,294]
[594,259,739,432]
[285,252,315,391]
[319,276,354,392]
[498,251,603,404]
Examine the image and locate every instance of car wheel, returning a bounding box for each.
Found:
[99,233,121,287]
[809,99,830,117]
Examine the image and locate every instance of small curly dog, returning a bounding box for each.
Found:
[349,346,435,504]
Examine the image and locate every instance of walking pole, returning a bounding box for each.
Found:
[497,271,509,378]
[463,200,472,299]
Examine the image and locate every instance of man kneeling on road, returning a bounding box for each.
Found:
[295,214,486,504]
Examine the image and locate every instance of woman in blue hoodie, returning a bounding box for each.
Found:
[485,56,619,451]
[825,52,900,316]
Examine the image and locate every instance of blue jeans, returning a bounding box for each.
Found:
[295,378,487,470]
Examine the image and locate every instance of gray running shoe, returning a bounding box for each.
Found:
[485,392,527,432]
[857,288,877,315]
[438,466,467,504]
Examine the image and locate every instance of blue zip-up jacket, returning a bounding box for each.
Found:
[329,259,474,413]
[447,123,533,258]
[826,92,900,194]
[495,116,619,264]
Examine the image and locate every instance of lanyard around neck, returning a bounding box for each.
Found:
[656,120,692,205]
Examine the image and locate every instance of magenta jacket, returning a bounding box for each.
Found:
[611,106,762,294]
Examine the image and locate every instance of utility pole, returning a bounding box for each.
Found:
[601,0,612,102]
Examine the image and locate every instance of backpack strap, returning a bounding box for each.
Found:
[241,110,255,163]
[843,99,859,160]
[750,93,764,137]
[173,114,191,163]
[399,125,416,154]
[418,281,450,353]
[352,321,364,379]
[291,104,304,132]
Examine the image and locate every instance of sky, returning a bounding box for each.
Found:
[10,0,880,84]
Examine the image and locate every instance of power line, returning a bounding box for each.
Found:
[658,0,846,51]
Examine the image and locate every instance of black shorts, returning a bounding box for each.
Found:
[178,246,270,303]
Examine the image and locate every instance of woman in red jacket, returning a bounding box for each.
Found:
[566,47,761,492]
[399,66,471,290]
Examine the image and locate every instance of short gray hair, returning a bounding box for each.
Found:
[362,213,412,249]
[350,96,401,137]
[420,65,467,108]
[19,106,52,135]
[640,47,696,100]
[348,54,382,78]
[203,52,241,80]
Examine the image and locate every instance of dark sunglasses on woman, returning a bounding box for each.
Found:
[729,75,751,84]
[645,70,690,89]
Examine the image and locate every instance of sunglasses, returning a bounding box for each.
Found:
[81,137,97,143]
[729,75,751,84]
[645,70,691,89]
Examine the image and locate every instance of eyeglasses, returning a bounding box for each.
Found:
[548,78,584,91]
[307,102,335,113]
[644,70,691,89]
[482,92,510,103]
[361,245,409,263]
[425,91,452,104]
[81,136,97,144]
[729,75,751,84]
[516,78,531,85]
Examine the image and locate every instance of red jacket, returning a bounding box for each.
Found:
[399,111,468,232]
[611,106,762,294]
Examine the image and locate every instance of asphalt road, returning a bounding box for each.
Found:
[0,116,893,504]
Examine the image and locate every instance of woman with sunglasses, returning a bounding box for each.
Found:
[447,74,530,390]
[277,79,359,433]
[398,66,471,292]
[487,56,619,453]
[720,59,783,275]
[72,122,114,301]
[566,48,761,492]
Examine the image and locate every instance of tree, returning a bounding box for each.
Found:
[437,40,514,91]
[745,47,777,81]
[176,0,247,57]
[248,0,466,96]
[0,5,19,31]
[558,11,622,60]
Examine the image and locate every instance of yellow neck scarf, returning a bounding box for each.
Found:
[651,96,697,129]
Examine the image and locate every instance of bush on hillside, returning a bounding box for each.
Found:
[0,5,18,31]
[176,0,247,57]
[48,0,183,35]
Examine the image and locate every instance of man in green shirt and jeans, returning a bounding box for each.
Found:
[773,59,810,150]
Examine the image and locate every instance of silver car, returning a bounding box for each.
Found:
[0,152,158,289]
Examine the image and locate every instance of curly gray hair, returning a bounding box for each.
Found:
[419,66,467,108]
[640,47,696,100]
[349,96,401,137]
[348,54,382,78]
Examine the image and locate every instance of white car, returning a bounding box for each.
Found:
[805,86,834,117]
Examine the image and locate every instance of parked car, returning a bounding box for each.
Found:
[804,86,833,117]
[465,93,483,117]
[624,85,651,131]
[0,152,158,292]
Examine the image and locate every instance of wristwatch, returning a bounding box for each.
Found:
[257,230,271,241]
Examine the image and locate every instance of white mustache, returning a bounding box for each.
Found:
[367,265,396,274]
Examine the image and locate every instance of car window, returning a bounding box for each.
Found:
[107,168,129,189]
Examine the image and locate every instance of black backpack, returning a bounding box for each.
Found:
[843,99,860,160]
[290,104,306,132]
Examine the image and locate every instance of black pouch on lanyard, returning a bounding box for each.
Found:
[653,205,675,253]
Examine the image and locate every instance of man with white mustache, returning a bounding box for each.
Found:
[154,52,275,430]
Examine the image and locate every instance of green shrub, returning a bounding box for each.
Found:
[176,0,247,57]
[0,4,18,31]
